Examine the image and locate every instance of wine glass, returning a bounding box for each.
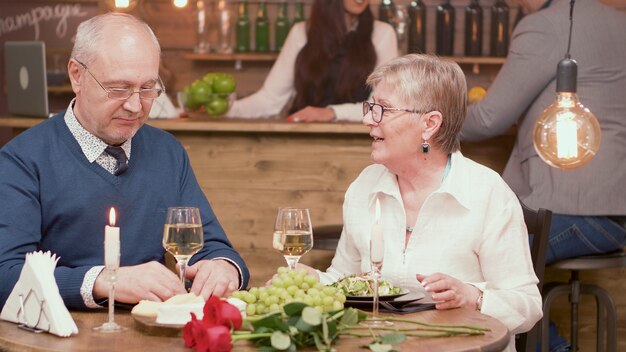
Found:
[162,207,204,285]
[273,208,313,271]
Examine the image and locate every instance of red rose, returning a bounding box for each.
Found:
[183,313,205,348]
[203,296,242,330]
[183,297,242,352]
[195,325,233,352]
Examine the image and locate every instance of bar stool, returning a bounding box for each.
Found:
[541,249,626,352]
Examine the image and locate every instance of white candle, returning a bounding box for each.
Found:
[104,207,120,269]
[371,198,384,263]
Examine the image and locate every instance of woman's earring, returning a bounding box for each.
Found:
[421,140,430,154]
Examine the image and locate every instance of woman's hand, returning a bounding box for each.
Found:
[416,273,481,310]
[287,106,336,122]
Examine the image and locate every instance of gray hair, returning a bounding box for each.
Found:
[366,54,467,154]
[71,12,160,65]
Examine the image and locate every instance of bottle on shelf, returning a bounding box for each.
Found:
[274,1,290,52]
[378,0,396,25]
[194,0,211,53]
[255,1,270,52]
[215,0,233,54]
[293,0,305,24]
[490,0,510,57]
[235,1,250,52]
[407,0,426,54]
[436,0,455,56]
[464,0,483,56]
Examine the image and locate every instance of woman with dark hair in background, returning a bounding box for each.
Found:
[226,0,397,122]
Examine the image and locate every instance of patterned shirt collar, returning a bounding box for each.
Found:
[64,98,132,163]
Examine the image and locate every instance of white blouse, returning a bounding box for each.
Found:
[226,20,398,121]
[318,152,542,350]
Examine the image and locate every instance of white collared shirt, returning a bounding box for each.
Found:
[319,151,542,346]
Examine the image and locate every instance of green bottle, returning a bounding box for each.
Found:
[378,0,396,25]
[293,1,305,24]
[236,1,250,52]
[274,1,290,51]
[255,2,270,52]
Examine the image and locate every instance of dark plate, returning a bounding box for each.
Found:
[344,288,409,302]
[344,291,427,310]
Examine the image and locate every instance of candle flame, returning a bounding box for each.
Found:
[109,207,116,227]
[375,198,381,224]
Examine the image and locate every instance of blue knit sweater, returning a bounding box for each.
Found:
[0,113,249,309]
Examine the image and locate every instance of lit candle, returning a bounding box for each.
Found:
[104,207,120,269]
[371,198,384,263]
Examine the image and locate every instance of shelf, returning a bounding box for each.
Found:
[184,52,278,62]
[184,52,505,67]
[47,85,73,94]
[444,57,507,65]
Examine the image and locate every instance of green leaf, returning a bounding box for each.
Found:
[322,316,330,345]
[339,308,359,326]
[313,333,327,351]
[283,302,308,317]
[380,333,406,344]
[271,331,292,350]
[369,342,394,352]
[295,317,315,332]
[301,306,322,326]
[252,313,289,332]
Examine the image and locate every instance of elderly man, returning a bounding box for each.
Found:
[0,13,248,310]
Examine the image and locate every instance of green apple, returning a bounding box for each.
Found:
[202,73,218,86]
[205,96,229,116]
[189,80,213,105]
[212,73,236,94]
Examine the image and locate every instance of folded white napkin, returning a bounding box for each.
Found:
[149,93,180,119]
[0,251,78,337]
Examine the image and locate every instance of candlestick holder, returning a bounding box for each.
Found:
[93,267,126,332]
[362,238,393,327]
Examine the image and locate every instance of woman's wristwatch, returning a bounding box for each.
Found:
[476,290,484,311]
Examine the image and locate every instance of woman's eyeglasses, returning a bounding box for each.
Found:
[362,101,422,123]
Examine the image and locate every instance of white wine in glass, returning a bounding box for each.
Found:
[162,207,203,285]
[273,208,313,270]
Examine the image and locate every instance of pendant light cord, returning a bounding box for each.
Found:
[565,0,575,59]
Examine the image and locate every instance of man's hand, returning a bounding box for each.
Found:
[287,106,336,122]
[186,259,239,299]
[416,273,481,310]
[93,261,186,303]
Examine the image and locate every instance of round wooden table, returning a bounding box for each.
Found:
[0,307,509,352]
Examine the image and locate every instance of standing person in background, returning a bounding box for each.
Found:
[226,0,398,122]
[461,1,626,351]
[0,13,249,310]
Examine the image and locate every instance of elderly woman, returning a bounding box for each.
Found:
[303,54,542,351]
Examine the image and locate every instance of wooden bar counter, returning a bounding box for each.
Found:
[0,308,509,352]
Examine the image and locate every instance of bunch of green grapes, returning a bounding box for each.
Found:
[230,267,346,316]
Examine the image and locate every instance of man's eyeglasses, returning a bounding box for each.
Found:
[362,101,422,124]
[75,59,164,101]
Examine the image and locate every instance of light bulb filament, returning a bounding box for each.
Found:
[556,117,578,159]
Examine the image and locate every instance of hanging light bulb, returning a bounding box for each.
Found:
[108,0,138,12]
[533,58,601,169]
[173,0,189,8]
[532,0,601,170]
[115,0,131,8]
